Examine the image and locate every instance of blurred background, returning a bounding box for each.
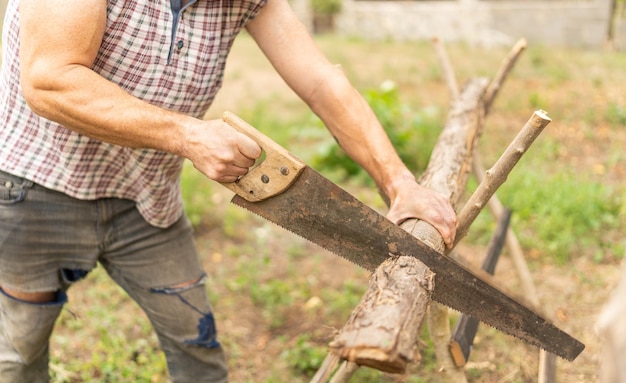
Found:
[1,1,625,382]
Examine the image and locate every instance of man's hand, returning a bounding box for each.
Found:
[182,119,262,183]
[386,181,457,249]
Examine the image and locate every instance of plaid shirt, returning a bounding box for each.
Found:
[0,0,267,227]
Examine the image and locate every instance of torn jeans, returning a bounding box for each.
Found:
[0,170,227,383]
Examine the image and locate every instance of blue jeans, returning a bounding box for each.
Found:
[0,171,227,382]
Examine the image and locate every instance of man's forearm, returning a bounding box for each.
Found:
[21,64,189,156]
[306,71,416,200]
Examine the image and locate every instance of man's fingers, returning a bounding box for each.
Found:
[236,132,262,161]
[213,164,251,183]
[386,190,458,249]
[439,216,457,249]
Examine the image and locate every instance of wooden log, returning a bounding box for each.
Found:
[328,256,435,373]
[316,39,531,382]
[326,78,489,381]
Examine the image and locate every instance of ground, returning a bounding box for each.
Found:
[49,34,625,382]
[202,35,624,382]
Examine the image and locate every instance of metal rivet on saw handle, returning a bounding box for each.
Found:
[261,174,270,184]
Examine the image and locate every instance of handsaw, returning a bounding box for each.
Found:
[220,111,584,361]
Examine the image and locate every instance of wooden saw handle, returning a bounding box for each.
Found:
[220,111,305,202]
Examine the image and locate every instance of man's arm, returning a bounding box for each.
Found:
[18,0,260,183]
[245,0,457,247]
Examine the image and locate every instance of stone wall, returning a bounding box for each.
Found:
[1,0,623,51]
[333,0,615,49]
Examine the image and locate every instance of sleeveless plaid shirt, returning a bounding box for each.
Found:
[0,0,267,227]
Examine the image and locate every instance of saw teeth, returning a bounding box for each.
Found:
[237,202,366,269]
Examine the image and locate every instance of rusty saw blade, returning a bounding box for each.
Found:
[220,111,585,361]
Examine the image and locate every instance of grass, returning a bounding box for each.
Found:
[44,34,626,382]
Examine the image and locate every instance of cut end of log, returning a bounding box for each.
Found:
[328,256,435,376]
[330,348,408,374]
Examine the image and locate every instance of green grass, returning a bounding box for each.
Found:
[503,168,623,263]
[46,35,626,382]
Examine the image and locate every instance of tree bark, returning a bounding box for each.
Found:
[326,78,489,381]
[328,256,434,373]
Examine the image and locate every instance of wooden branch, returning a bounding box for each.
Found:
[455,110,551,244]
[472,38,557,383]
[329,361,359,383]
[471,152,538,302]
[432,37,460,101]
[538,353,557,383]
[310,354,341,383]
[484,38,527,113]
[313,39,529,383]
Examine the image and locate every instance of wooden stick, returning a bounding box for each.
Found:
[483,38,527,113]
[473,38,557,383]
[455,110,551,244]
[310,354,341,383]
[471,152,539,301]
[311,38,529,383]
[325,77,489,383]
[472,154,557,382]
[329,361,359,383]
[432,37,460,101]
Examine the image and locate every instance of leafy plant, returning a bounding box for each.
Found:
[281,334,327,376]
[311,0,342,15]
[311,81,443,186]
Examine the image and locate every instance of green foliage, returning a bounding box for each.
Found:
[499,168,624,264]
[607,102,626,126]
[320,279,367,319]
[281,334,327,376]
[312,81,443,185]
[311,0,342,15]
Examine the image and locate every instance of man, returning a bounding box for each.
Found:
[0,0,457,381]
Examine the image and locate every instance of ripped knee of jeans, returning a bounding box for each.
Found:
[150,274,220,349]
[149,274,207,295]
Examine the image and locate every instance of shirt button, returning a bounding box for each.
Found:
[177,40,184,50]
